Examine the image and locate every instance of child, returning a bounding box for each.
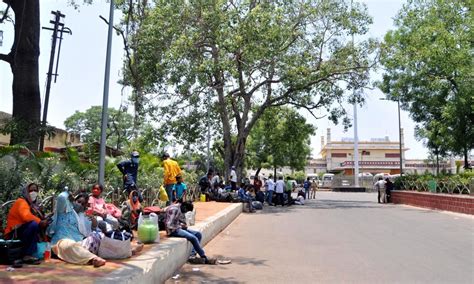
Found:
[88,184,118,232]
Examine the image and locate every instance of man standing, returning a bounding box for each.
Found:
[117,151,141,200]
[374,177,387,203]
[265,175,275,206]
[274,176,285,206]
[310,179,318,199]
[162,153,182,205]
[303,177,311,200]
[229,166,237,191]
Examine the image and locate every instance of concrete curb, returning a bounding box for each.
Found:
[97,203,243,284]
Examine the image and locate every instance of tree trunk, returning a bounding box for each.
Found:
[3,0,41,150]
[436,152,439,176]
[463,147,470,169]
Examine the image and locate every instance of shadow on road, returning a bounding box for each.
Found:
[167,255,268,284]
[251,199,391,214]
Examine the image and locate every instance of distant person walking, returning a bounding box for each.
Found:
[310,179,318,199]
[303,177,311,199]
[374,177,387,203]
[117,151,142,201]
[385,178,394,203]
[162,153,182,205]
[229,166,237,191]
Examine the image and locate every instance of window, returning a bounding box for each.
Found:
[385,153,400,158]
[361,151,370,156]
[331,153,347,158]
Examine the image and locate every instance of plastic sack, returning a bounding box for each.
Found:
[159,185,169,202]
[98,231,132,259]
[200,194,206,202]
[137,213,159,244]
[252,201,263,210]
[105,203,122,219]
[185,208,196,226]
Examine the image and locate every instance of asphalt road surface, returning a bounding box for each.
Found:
[166,192,474,284]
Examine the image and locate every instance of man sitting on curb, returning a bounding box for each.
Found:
[238,184,255,213]
[165,199,215,264]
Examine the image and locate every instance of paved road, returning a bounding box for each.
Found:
[166,192,474,284]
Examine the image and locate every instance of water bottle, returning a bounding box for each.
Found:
[43,242,51,261]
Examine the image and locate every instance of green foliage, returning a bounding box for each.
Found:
[64,106,134,150]
[379,0,473,168]
[247,107,315,171]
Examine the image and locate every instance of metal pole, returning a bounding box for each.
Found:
[353,103,359,186]
[39,11,63,151]
[98,0,114,185]
[351,0,359,187]
[206,96,211,171]
[397,98,403,176]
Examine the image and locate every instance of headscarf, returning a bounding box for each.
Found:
[47,191,88,238]
[21,183,44,219]
[128,190,141,225]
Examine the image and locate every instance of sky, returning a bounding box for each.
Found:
[0,0,429,159]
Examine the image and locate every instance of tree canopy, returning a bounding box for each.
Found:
[379,0,473,169]
[64,106,134,150]
[246,106,315,175]
[122,0,377,179]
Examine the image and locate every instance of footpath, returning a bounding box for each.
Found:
[0,202,243,284]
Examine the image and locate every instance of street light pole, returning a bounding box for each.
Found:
[380,97,403,176]
[98,0,114,185]
[397,98,403,176]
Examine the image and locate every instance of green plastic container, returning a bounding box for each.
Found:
[137,220,158,244]
[427,180,437,193]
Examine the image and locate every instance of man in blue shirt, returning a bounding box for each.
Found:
[238,184,255,213]
[172,174,188,201]
[303,177,311,200]
[117,151,141,201]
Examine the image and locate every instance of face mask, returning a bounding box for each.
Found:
[92,188,101,196]
[132,196,138,203]
[131,157,139,164]
[73,203,84,213]
[29,191,38,202]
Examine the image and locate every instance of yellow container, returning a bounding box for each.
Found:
[200,194,206,202]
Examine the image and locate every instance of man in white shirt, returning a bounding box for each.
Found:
[230,166,237,191]
[274,176,285,206]
[374,177,387,203]
[265,175,275,206]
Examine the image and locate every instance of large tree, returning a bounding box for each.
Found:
[379,0,473,169]
[124,0,377,180]
[0,1,41,149]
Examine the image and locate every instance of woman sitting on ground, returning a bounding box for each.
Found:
[47,191,106,267]
[122,190,142,230]
[4,183,49,265]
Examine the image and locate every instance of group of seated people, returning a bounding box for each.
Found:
[3,179,216,268]
[3,182,144,267]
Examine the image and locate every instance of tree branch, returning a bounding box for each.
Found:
[0,4,10,24]
[0,53,12,64]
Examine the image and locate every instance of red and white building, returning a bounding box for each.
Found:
[305,128,452,175]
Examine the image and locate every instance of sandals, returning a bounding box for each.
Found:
[22,256,41,265]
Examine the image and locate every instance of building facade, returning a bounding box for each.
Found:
[305,128,453,175]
